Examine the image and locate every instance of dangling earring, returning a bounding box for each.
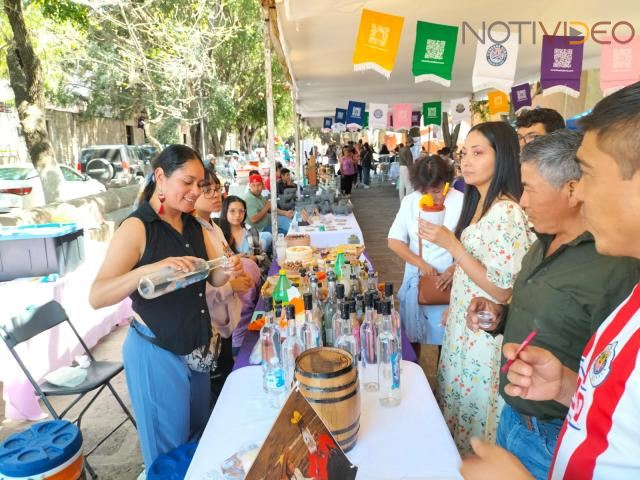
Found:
[158,190,165,215]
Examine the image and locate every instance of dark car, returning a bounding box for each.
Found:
[77,145,150,185]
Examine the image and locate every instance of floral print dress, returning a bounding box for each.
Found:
[437,200,535,455]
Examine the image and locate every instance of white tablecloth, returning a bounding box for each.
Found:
[290,213,364,248]
[186,361,462,480]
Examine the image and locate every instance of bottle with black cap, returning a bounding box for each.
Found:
[331,283,347,346]
[282,304,303,389]
[360,290,379,392]
[300,293,322,351]
[378,300,401,407]
[335,302,358,366]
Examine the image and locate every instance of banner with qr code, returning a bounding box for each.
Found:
[334,108,347,132]
[352,9,404,78]
[411,111,421,127]
[600,36,640,96]
[322,117,333,133]
[392,104,412,130]
[472,32,519,92]
[412,21,458,86]
[510,83,532,113]
[541,36,584,98]
[487,91,510,115]
[346,100,367,131]
[422,102,442,126]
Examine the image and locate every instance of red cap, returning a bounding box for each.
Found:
[249,174,263,184]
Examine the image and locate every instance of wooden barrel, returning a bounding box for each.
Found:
[294,347,360,452]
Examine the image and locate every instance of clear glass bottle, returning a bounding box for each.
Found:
[335,303,358,367]
[350,273,362,298]
[282,304,303,389]
[298,268,309,296]
[300,293,322,350]
[260,296,282,392]
[384,282,402,361]
[360,291,379,392]
[378,300,401,407]
[309,275,324,331]
[322,274,338,347]
[138,256,230,299]
[349,300,361,357]
[367,271,378,292]
[264,356,286,408]
[331,284,347,346]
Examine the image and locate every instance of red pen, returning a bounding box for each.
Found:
[501,330,538,374]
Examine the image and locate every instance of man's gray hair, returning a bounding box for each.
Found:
[521,129,583,189]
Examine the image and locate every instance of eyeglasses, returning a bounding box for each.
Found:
[228,208,246,215]
[517,133,542,144]
[202,185,222,198]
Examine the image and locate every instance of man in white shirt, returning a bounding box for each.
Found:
[460,81,640,480]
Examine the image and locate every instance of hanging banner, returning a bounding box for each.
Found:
[334,108,347,132]
[450,97,470,124]
[600,36,640,96]
[487,91,510,114]
[510,83,532,113]
[412,21,459,86]
[346,100,366,131]
[472,33,519,92]
[387,111,394,130]
[352,9,404,78]
[368,103,388,130]
[411,111,421,127]
[322,117,333,133]
[392,104,412,130]
[541,36,584,98]
[422,101,442,126]
[363,111,369,128]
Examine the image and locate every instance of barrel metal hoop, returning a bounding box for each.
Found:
[337,424,360,451]
[298,377,358,393]
[303,386,359,404]
[330,416,361,436]
[295,362,353,379]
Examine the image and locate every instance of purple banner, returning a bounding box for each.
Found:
[411,111,421,127]
[540,36,584,96]
[510,83,532,112]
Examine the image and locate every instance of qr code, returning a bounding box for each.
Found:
[516,90,528,102]
[368,24,390,48]
[613,48,632,70]
[427,107,437,117]
[424,39,446,60]
[553,48,573,69]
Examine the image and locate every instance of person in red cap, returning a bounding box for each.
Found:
[244,173,293,236]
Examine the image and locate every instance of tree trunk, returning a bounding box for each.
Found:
[4,0,62,203]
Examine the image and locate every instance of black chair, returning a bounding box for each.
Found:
[0,300,137,479]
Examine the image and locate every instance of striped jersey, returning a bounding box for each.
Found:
[550,283,640,479]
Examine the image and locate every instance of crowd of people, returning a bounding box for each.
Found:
[87,81,640,479]
[388,82,640,479]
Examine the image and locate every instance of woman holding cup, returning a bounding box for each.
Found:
[388,155,464,359]
[418,122,535,453]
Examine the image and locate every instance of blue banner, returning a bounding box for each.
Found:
[346,100,366,130]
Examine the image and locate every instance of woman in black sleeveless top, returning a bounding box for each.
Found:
[89,145,241,473]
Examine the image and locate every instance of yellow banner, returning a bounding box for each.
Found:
[487,90,510,114]
[352,9,404,78]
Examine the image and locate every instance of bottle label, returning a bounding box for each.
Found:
[266,368,285,389]
[391,351,400,390]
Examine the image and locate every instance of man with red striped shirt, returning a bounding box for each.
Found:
[461,81,640,479]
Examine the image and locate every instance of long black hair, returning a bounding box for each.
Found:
[218,195,247,251]
[140,144,204,203]
[454,121,522,238]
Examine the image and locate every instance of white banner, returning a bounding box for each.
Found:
[449,97,471,124]
[368,103,388,130]
[472,33,519,92]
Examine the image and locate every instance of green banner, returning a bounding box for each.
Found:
[422,101,442,127]
[412,21,458,86]
[363,111,369,128]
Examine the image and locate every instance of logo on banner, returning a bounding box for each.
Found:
[368,24,390,49]
[553,48,574,69]
[590,341,617,387]
[486,43,508,66]
[455,102,467,113]
[424,39,446,62]
[373,108,384,119]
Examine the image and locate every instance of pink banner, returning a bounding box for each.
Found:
[392,103,412,130]
[600,36,640,96]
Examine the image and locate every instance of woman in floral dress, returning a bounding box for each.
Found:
[419,122,535,454]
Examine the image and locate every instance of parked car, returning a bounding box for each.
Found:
[133,144,160,166]
[0,164,106,213]
[76,145,150,185]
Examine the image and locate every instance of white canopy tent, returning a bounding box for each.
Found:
[266,0,638,125]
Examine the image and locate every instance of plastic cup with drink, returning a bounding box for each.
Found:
[419,193,446,250]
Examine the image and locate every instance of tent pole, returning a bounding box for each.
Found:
[263,10,278,243]
[294,108,301,197]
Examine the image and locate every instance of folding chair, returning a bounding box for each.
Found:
[0,300,137,479]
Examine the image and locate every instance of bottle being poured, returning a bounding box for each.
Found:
[138,256,230,299]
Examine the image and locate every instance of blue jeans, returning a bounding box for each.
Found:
[362,167,371,185]
[497,404,563,480]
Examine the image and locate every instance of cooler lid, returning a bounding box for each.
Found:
[147,442,198,480]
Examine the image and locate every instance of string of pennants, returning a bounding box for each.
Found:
[335,8,640,132]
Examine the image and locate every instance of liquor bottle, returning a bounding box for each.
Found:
[349,300,361,357]
[367,271,378,292]
[335,303,358,367]
[350,273,362,298]
[378,300,401,407]
[322,273,338,347]
[384,282,402,361]
[331,284,347,346]
[300,293,322,350]
[264,356,286,408]
[260,296,282,392]
[298,268,309,296]
[282,304,303,389]
[138,256,230,299]
[308,275,324,330]
[273,269,291,305]
[360,290,379,392]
